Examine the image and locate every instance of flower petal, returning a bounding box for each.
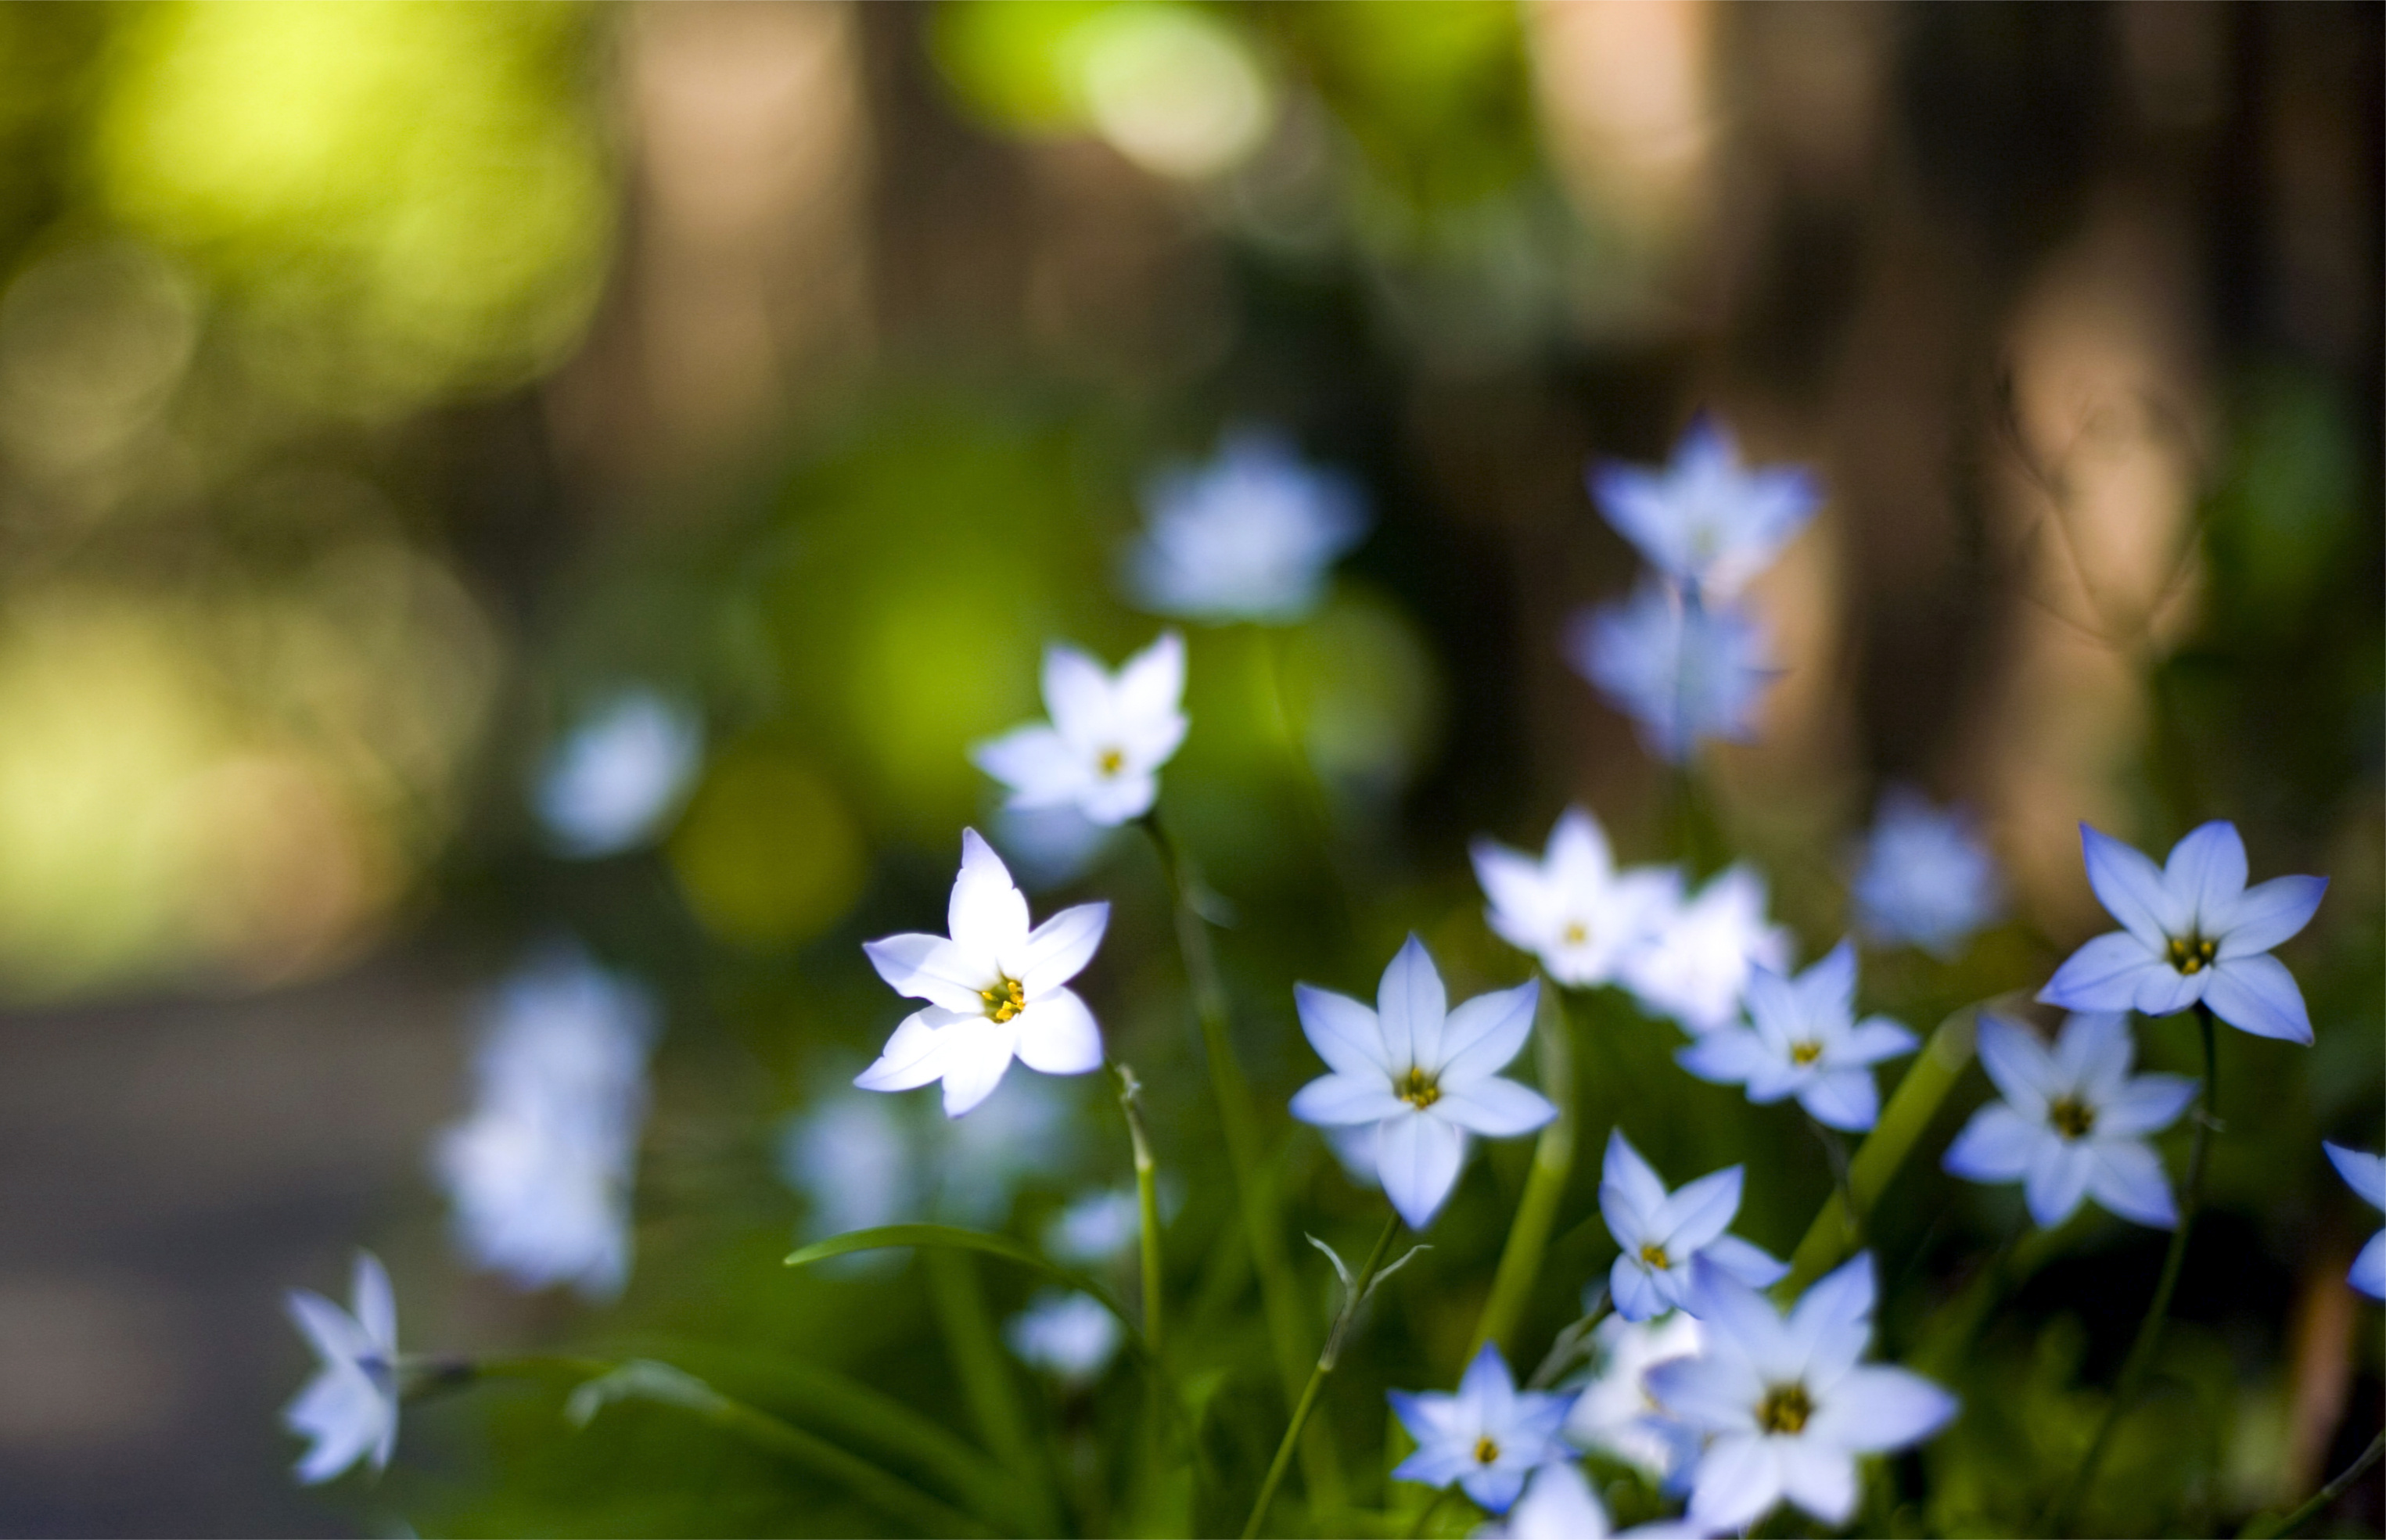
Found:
[1077,770,1159,826]
[286,1289,372,1369]
[1687,1258,1798,1375]
[1777,1439,1858,1526]
[854,1009,958,1092]
[1012,989,1104,1075]
[2093,1074,2196,1138]
[1011,903,1109,995]
[1473,838,1558,950]
[1646,1350,1763,1434]
[1295,984,1392,1080]
[1291,1075,1407,1127]
[1798,940,1860,1024]
[1041,643,1115,746]
[1701,1233,1788,1288]
[1654,1166,1744,1253]
[938,1025,1020,1118]
[2201,953,2314,1043]
[1836,1017,1918,1067]
[350,1252,397,1357]
[1797,1069,1879,1133]
[1437,978,1540,1083]
[2350,1231,2386,1300]
[970,725,1086,806]
[2038,932,2165,1014]
[1687,1432,1784,1533]
[2165,820,2248,933]
[950,830,1030,957]
[1463,1465,1529,1516]
[2023,1139,2093,1228]
[2080,824,2183,946]
[1114,631,1185,732]
[1676,1027,1771,1087]
[2050,1011,2136,1096]
[1942,1104,2043,1185]
[863,933,992,1013]
[1610,1255,1665,1322]
[1807,1366,1957,1454]
[2133,964,2208,1017]
[2219,874,2326,958]
[1600,1129,1670,1237]
[2084,1140,2176,1229]
[1378,935,1448,1072]
[1972,1014,2058,1116]
[1433,1077,1556,1138]
[1547,806,1615,889]
[1787,1253,1876,1384]
[1377,1111,1468,1229]
[2325,1142,2386,1212]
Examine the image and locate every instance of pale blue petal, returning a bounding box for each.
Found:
[1612,1255,1664,1322]
[2094,1075,2196,1138]
[2024,1140,2093,1228]
[2349,1231,2386,1299]
[1378,1112,1467,1230]
[1289,1075,1404,1128]
[1438,979,1542,1084]
[1378,935,1447,1071]
[1687,1432,1784,1533]
[1943,1104,2043,1185]
[1676,1028,1770,1087]
[1807,1366,1957,1453]
[1972,1014,2058,1115]
[1295,984,1392,1080]
[2079,824,2182,946]
[1701,1233,1788,1288]
[2164,820,2247,933]
[1654,1166,1744,1252]
[1601,1129,1670,1233]
[2219,874,2326,958]
[2325,1143,2386,1212]
[1797,1069,1878,1133]
[2085,1140,2176,1228]
[1434,1079,1557,1138]
[2201,953,2313,1044]
[2039,932,2165,1014]
[2130,964,2206,1018]
[1464,1465,1530,1515]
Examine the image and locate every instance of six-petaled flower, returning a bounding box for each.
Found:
[972,633,1189,827]
[1565,581,1773,766]
[1676,941,1916,1132]
[1126,429,1369,623]
[282,1251,402,1486]
[1851,789,2003,960]
[1471,806,1682,989]
[1599,1129,1787,1321]
[1389,1343,1580,1514]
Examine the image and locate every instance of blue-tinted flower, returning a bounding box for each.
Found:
[1563,1312,1705,1483]
[1471,806,1682,989]
[1648,1255,1956,1533]
[1005,1290,1122,1385]
[2039,821,2326,1044]
[535,690,701,858]
[2324,1143,2385,1299]
[434,948,656,1300]
[1600,1129,1786,1321]
[1942,1013,2194,1229]
[1390,1344,1579,1514]
[1676,942,1914,1133]
[1622,864,1791,1036]
[1127,429,1367,622]
[1473,1460,1612,1539]
[972,633,1188,827]
[1290,936,1553,1229]
[282,1251,400,1485]
[1044,1186,1144,1265]
[1565,581,1772,765]
[780,1091,916,1246]
[1852,790,2002,959]
[1590,418,1820,598]
[858,831,1109,1117]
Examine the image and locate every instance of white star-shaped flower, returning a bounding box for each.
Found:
[1850,789,2003,960]
[1941,1012,2194,1229]
[1127,429,1369,623]
[535,689,702,858]
[972,633,1188,827]
[1600,1129,1787,1321]
[1471,807,1682,989]
[1290,935,1554,1229]
[1565,582,1773,766]
[1391,1344,1580,1514]
[1563,1312,1706,1483]
[1005,1290,1123,1385]
[1590,418,1822,599]
[1648,1254,1956,1533]
[282,1251,401,1485]
[2323,1142,2385,1300]
[1675,941,1915,1133]
[2038,821,2326,1044]
[1621,864,1791,1036]
[857,830,1109,1117]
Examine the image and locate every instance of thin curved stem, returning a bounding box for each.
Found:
[1114,1062,1166,1358]
[1469,978,1576,1359]
[2251,1430,2386,1538]
[1242,1214,1403,1540]
[2048,1003,2219,1535]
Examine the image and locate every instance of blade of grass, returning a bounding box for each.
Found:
[1468,977,1575,1359]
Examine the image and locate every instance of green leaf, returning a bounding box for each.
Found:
[785,1223,1146,1355]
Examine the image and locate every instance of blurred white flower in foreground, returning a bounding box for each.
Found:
[1590,417,1820,600]
[1044,1186,1144,1265]
[535,690,701,857]
[435,947,656,1299]
[1676,942,1915,1133]
[1600,1129,1785,1321]
[973,633,1188,827]
[858,830,1108,1117]
[2324,1142,2386,1299]
[1648,1255,1955,1532]
[1565,1312,1705,1482]
[1622,865,1791,1036]
[1471,806,1681,989]
[1472,1460,1610,1538]
[282,1251,400,1485]
[1290,935,1553,1229]
[1942,1013,2194,1229]
[1390,1343,1579,1514]
[1566,581,1772,765]
[1005,1290,1121,1385]
[1852,790,2003,959]
[1127,430,1367,623]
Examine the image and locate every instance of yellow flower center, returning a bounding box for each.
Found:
[1640,1241,1672,1271]
[1399,1066,1440,1109]
[2049,1095,2097,1140]
[1098,747,1126,777]
[1757,1381,1813,1435]
[980,975,1027,1023]
[1561,920,1589,946]
[2166,934,2217,975]
[1789,1040,1823,1066]
[1473,1434,1500,1465]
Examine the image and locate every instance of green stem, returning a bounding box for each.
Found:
[1114,1062,1166,1357]
[2048,1003,2219,1535]
[1407,1483,1461,1539]
[925,1248,1066,1535]
[1469,978,1576,1359]
[1244,1215,1403,1540]
[2249,1430,2386,1538]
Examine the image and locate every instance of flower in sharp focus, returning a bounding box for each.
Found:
[2323,1142,2386,1300]
[1600,1129,1788,1321]
[1471,806,1683,989]
[1290,935,1554,1229]
[1005,1290,1122,1386]
[1622,864,1791,1036]
[1589,417,1821,600]
[1565,581,1773,766]
[1390,1343,1580,1514]
[534,689,702,858]
[857,830,1109,1117]
[282,1250,401,1485]
[1648,1255,1957,1533]
[1941,1013,2195,1229]
[972,632,1188,827]
[1564,1312,1705,1484]
[2039,820,2326,1044]
[1851,789,2002,960]
[1472,1461,1612,1539]
[433,947,656,1300]
[1126,429,1368,623]
[1676,941,1916,1133]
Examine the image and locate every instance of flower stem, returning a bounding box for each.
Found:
[2248,1429,2386,1538]
[2048,1002,2219,1535]
[1468,978,1576,1359]
[1114,1062,1166,1358]
[1243,1214,1403,1540]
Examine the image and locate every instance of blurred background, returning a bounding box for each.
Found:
[0,2,2375,1534]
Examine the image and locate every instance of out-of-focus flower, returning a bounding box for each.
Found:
[990,802,1117,891]
[1851,791,2003,960]
[1472,1460,1612,1538]
[1565,581,1772,765]
[1564,1312,1705,1483]
[1390,1344,1580,1515]
[282,1251,400,1485]
[1942,1014,2194,1229]
[2323,1143,2385,1299]
[1590,418,1821,599]
[1045,1186,1143,1265]
[1290,935,1553,1229]
[935,1069,1082,1222]
[535,690,702,858]
[1676,942,1915,1133]
[1622,866,1791,1036]
[972,633,1188,827]
[858,830,1109,1118]
[1126,430,1367,623]
[1600,1130,1786,1321]
[1472,807,1682,989]
[780,1093,916,1242]
[1004,1290,1121,1385]
[2039,821,2325,1045]
[434,948,656,1300]
[1648,1255,1956,1533]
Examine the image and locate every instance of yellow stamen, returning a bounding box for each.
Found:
[1640,1241,1672,1271]
[2049,1095,2097,1140]
[1399,1066,1440,1109]
[1757,1382,1813,1435]
[1098,747,1125,777]
[2166,934,2216,975]
[979,975,1027,1023]
[1473,1434,1500,1465]
[1789,1040,1823,1066]
[1561,920,1589,946]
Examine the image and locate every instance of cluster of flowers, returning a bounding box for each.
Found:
[278,420,2378,1540]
